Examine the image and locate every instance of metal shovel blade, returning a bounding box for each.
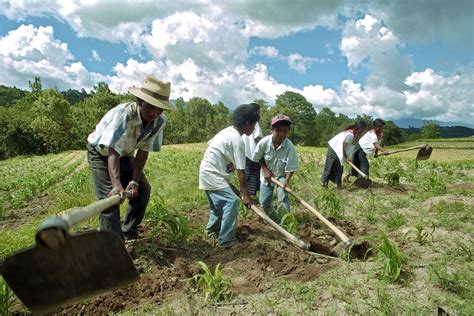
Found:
[416,146,432,160]
[352,177,372,189]
[0,230,139,314]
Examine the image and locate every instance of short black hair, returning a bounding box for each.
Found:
[233,104,259,128]
[249,102,260,112]
[373,118,385,128]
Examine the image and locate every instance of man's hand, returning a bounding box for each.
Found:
[125,181,139,199]
[108,184,125,202]
[263,167,272,183]
[241,193,253,209]
[226,163,235,173]
[283,180,290,190]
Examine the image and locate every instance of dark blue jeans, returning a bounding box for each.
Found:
[87,144,151,240]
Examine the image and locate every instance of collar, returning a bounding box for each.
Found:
[271,137,287,150]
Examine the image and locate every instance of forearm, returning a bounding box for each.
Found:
[237,169,249,197]
[285,171,294,183]
[132,149,149,182]
[108,148,122,187]
[374,143,386,153]
[259,158,270,173]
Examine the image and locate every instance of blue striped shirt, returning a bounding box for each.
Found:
[87,102,166,157]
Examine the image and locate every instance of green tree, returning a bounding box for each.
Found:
[382,121,406,145]
[421,121,441,139]
[273,91,317,145]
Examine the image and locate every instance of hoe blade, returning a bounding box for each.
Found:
[352,177,372,189]
[0,230,139,314]
[416,146,433,160]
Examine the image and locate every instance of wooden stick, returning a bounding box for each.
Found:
[270,178,352,247]
[347,161,368,178]
[386,144,427,155]
[228,183,310,251]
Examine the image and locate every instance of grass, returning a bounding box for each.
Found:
[0,138,473,314]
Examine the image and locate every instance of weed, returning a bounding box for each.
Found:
[0,277,14,316]
[238,202,250,219]
[280,212,299,235]
[277,280,317,309]
[422,171,446,194]
[385,212,406,231]
[430,265,467,296]
[375,234,406,283]
[314,189,344,219]
[189,261,232,303]
[384,170,401,186]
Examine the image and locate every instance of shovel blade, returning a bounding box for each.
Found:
[0,230,139,314]
[352,177,372,189]
[416,146,432,160]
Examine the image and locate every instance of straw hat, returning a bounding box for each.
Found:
[129,75,177,111]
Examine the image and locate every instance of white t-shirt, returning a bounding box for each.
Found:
[241,122,263,159]
[199,126,246,191]
[358,130,379,157]
[328,130,354,165]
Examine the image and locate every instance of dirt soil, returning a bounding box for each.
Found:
[51,208,370,315]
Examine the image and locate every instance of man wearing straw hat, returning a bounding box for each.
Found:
[87,75,176,241]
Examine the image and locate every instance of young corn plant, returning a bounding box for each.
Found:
[189,261,232,303]
[280,212,299,235]
[375,234,406,283]
[314,189,344,219]
[408,223,436,245]
[384,171,401,186]
[162,213,191,247]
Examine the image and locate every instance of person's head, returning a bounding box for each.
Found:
[233,103,259,135]
[248,102,261,120]
[129,75,177,122]
[345,120,367,137]
[271,114,292,144]
[373,118,385,133]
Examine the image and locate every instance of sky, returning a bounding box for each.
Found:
[0,0,473,124]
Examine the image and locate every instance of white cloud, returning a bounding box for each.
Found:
[91,49,101,62]
[0,24,105,91]
[340,14,412,90]
[251,46,280,58]
[252,46,322,74]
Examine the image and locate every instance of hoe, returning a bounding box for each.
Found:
[0,192,139,314]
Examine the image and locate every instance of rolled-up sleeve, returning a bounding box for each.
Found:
[252,140,265,162]
[233,141,246,170]
[285,146,299,172]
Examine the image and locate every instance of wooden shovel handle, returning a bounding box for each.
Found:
[228,182,310,251]
[270,177,352,245]
[60,191,133,229]
[386,144,427,155]
[347,161,368,178]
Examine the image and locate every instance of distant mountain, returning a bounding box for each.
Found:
[394,117,474,128]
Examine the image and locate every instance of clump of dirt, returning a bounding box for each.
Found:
[51,208,370,315]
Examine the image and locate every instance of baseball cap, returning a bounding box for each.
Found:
[271,114,292,126]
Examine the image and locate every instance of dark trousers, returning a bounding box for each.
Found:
[87,144,151,240]
[351,144,370,177]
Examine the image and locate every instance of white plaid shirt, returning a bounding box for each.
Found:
[87,102,166,157]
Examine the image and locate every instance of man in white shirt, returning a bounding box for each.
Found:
[87,75,176,241]
[252,115,299,221]
[351,118,389,178]
[241,103,263,196]
[199,104,259,248]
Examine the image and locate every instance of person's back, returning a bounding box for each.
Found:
[199,126,245,191]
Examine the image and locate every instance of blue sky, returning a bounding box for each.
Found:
[0,1,472,124]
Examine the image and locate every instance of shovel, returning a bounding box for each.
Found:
[346,161,372,189]
[270,178,373,258]
[378,144,432,161]
[228,182,310,251]
[270,178,352,248]
[0,192,140,314]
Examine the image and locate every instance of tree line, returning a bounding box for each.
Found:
[0,77,442,159]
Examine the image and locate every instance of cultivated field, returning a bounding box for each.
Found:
[1,138,473,315]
